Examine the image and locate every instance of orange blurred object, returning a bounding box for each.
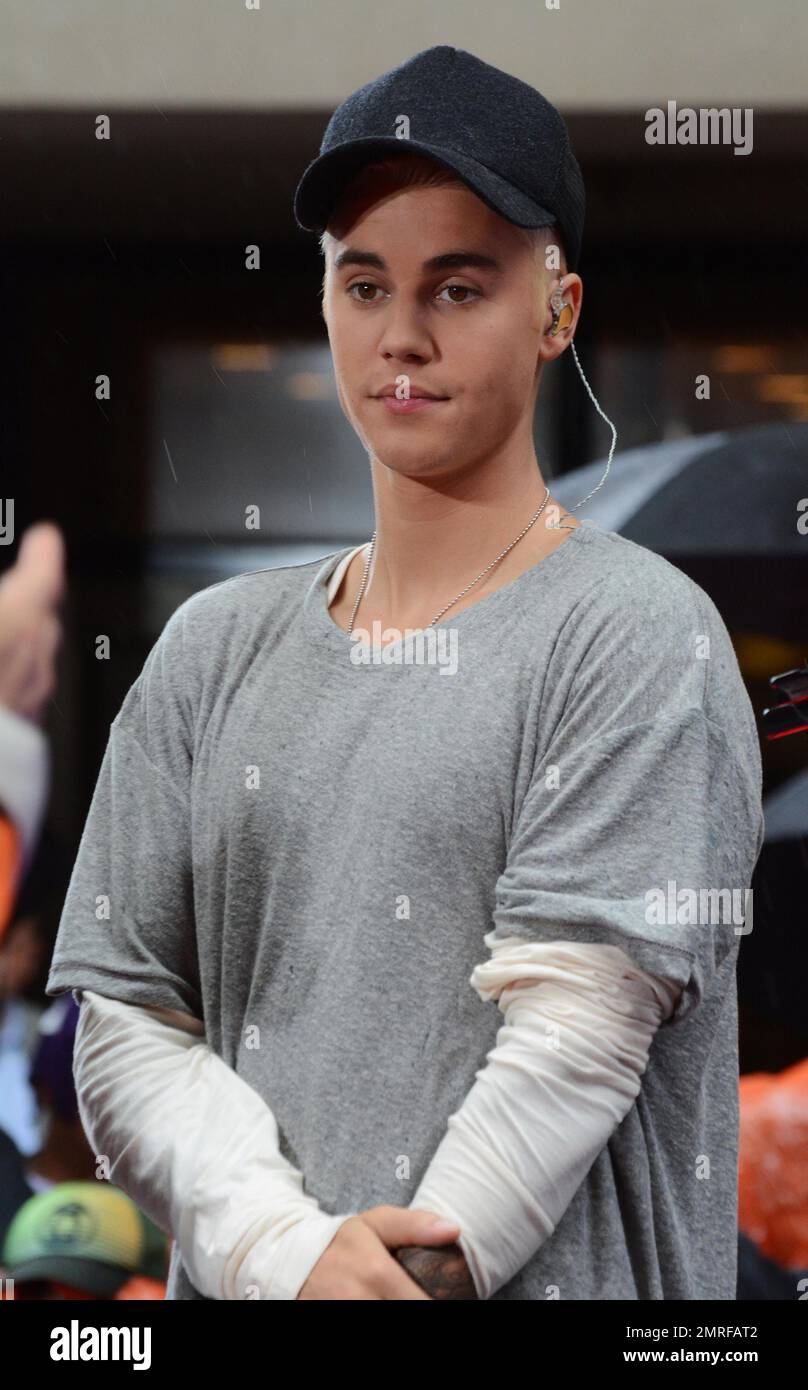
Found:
[0,814,21,945]
[114,1276,166,1300]
[738,1056,808,1270]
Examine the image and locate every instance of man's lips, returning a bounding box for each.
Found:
[373,387,450,415]
[375,384,447,399]
[375,395,449,414]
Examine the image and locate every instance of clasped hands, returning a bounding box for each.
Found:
[297,1205,479,1300]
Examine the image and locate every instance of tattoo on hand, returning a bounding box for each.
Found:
[393,1243,479,1300]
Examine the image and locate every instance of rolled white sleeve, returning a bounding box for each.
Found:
[408,935,682,1300]
[74,989,356,1300]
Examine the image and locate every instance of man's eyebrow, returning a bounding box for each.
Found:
[332,248,504,274]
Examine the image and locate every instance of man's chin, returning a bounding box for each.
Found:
[370,446,456,479]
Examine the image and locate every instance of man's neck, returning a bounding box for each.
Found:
[329,455,580,630]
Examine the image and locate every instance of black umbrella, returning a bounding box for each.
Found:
[553,422,808,638]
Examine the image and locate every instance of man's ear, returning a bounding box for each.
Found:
[537,272,583,365]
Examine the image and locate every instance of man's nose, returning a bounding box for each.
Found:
[377,295,434,360]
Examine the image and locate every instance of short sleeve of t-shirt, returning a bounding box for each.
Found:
[492,570,765,1026]
[46,602,202,1019]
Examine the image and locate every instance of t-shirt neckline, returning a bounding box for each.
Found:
[302,520,597,664]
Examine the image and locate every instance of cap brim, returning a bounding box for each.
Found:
[8,1255,128,1296]
[293,137,557,235]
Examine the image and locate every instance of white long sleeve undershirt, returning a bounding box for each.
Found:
[72,989,356,1299]
[73,930,681,1299]
[409,932,682,1298]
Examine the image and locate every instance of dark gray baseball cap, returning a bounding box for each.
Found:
[293,45,585,269]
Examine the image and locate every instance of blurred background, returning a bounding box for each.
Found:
[0,0,806,1299]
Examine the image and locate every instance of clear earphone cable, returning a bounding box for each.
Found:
[553,339,618,530]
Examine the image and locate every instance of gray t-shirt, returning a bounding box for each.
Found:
[46,521,765,1300]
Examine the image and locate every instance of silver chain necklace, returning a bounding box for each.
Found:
[347,485,551,637]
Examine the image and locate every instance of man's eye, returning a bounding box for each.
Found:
[347,282,382,303]
[436,284,481,304]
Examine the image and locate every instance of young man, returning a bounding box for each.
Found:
[46,47,764,1300]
